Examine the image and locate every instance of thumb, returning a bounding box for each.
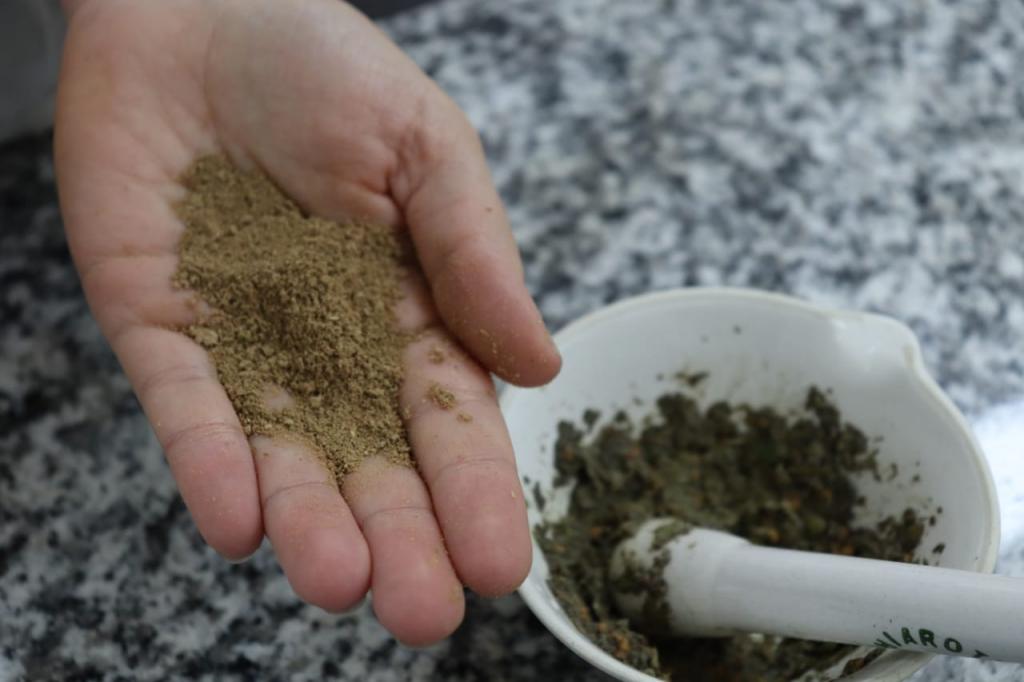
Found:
[390,95,560,387]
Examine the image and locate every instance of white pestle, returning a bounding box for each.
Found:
[610,518,1024,663]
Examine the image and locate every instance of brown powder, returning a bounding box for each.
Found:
[427,383,457,410]
[172,155,411,480]
[427,346,446,364]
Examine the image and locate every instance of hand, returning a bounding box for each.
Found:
[55,0,560,645]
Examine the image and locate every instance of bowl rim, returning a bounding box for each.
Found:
[506,286,1001,682]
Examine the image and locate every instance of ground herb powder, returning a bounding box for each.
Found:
[172,156,411,480]
[536,386,925,681]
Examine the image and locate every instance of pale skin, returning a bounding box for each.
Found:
[55,0,561,645]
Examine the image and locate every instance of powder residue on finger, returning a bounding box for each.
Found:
[427,382,457,410]
[428,345,446,364]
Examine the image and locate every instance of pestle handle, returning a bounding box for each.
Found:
[613,522,1023,663]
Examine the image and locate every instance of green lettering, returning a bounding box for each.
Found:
[882,631,902,647]
[873,639,898,649]
[918,629,936,648]
[901,627,918,645]
[944,638,963,653]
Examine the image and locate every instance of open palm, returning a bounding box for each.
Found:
[55,0,560,645]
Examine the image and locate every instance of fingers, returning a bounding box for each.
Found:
[390,100,561,387]
[252,269,525,642]
[114,324,263,560]
[250,380,464,643]
[401,329,533,597]
[343,458,465,646]
[252,436,370,613]
[395,272,532,596]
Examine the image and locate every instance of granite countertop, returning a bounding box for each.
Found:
[2,0,1024,680]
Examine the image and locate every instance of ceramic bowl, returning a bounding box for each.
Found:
[501,288,1000,682]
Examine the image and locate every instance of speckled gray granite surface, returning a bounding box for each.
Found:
[2,0,1024,680]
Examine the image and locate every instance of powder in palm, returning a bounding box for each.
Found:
[172,155,411,480]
